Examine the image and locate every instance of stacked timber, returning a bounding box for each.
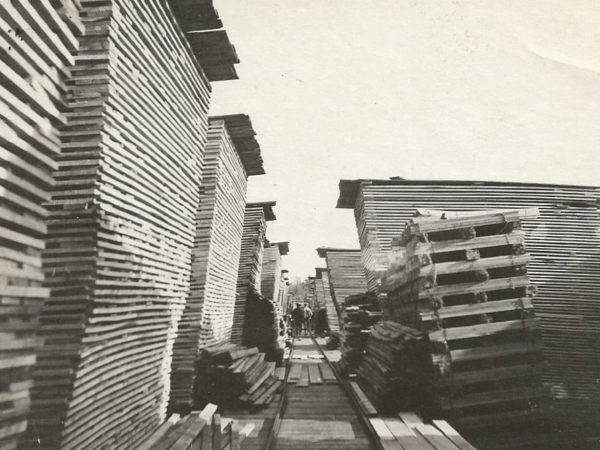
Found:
[318,270,341,334]
[356,322,426,413]
[337,178,600,434]
[231,202,276,344]
[381,209,546,448]
[139,403,254,450]
[260,243,288,303]
[243,289,284,363]
[0,2,82,448]
[22,1,238,449]
[317,247,368,312]
[169,116,264,414]
[339,292,381,371]
[192,344,283,409]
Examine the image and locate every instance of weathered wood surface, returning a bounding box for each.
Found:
[0,0,82,447]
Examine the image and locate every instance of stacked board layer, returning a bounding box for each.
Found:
[230,203,275,344]
[316,270,341,334]
[23,1,216,448]
[317,248,368,312]
[381,209,546,448]
[337,179,600,433]
[261,244,284,303]
[0,1,82,448]
[170,117,261,414]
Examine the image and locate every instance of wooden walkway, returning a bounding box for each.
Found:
[273,338,375,450]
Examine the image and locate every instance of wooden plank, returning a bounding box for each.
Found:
[349,382,377,417]
[432,420,478,450]
[369,418,403,450]
[383,418,433,450]
[287,363,302,383]
[414,424,460,450]
[297,365,309,387]
[308,365,323,384]
[319,363,337,383]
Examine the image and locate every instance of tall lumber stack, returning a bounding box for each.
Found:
[231,202,276,345]
[261,242,289,307]
[315,268,340,334]
[20,1,239,448]
[278,270,290,315]
[169,116,264,414]
[317,247,368,312]
[381,209,546,448]
[0,2,82,448]
[337,178,600,432]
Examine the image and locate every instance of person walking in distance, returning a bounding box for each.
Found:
[291,303,304,338]
[303,304,313,336]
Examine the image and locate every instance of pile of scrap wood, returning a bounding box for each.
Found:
[192,343,283,410]
[380,209,547,447]
[139,403,254,450]
[339,292,382,371]
[356,321,428,413]
[243,289,284,363]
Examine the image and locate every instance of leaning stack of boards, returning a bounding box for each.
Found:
[170,115,264,414]
[380,209,547,448]
[231,202,275,344]
[356,321,427,413]
[339,292,382,371]
[139,403,254,450]
[0,1,82,448]
[193,344,283,409]
[369,412,478,450]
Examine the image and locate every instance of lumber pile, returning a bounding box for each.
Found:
[0,1,82,448]
[20,0,238,448]
[339,292,382,371]
[316,269,341,334]
[139,403,254,450]
[355,321,427,413]
[369,411,478,450]
[243,289,284,363]
[337,178,600,434]
[261,243,288,303]
[317,247,368,313]
[169,116,263,414]
[380,209,546,447]
[192,344,283,409]
[231,202,275,344]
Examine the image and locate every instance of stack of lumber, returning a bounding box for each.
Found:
[369,411,478,450]
[317,247,368,313]
[0,1,82,448]
[139,403,254,450]
[339,292,382,371]
[316,269,341,334]
[192,344,283,409]
[169,116,263,414]
[243,289,284,363]
[337,178,600,434]
[355,321,427,413]
[22,1,237,448]
[231,202,275,344]
[260,244,286,302]
[380,209,547,448]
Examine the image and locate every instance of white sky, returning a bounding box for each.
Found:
[209,0,600,279]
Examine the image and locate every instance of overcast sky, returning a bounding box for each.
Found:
[210,0,600,279]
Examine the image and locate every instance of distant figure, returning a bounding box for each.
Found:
[291,303,304,337]
[303,305,313,335]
